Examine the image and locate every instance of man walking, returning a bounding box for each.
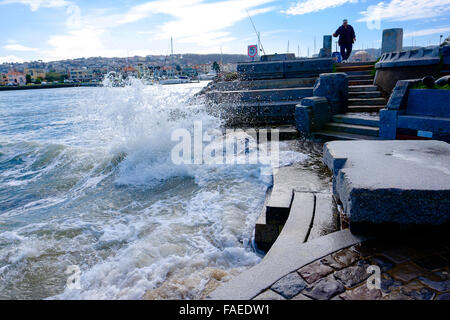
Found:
[333,19,356,63]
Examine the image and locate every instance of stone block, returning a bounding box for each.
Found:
[381,28,403,54]
[253,289,286,300]
[270,272,307,299]
[442,45,450,68]
[340,284,382,300]
[334,260,370,288]
[332,248,361,268]
[295,96,331,136]
[323,140,450,227]
[388,262,424,282]
[418,276,450,292]
[297,260,334,284]
[406,89,450,118]
[303,276,345,300]
[313,73,348,114]
[379,109,397,139]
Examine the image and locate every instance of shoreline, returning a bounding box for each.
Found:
[0,83,100,91]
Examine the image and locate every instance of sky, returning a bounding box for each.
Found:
[0,0,449,63]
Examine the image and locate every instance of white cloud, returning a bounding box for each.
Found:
[358,0,450,22]
[0,0,70,11]
[283,0,358,16]
[42,28,125,61]
[404,26,450,38]
[0,55,25,63]
[109,0,275,47]
[4,44,37,51]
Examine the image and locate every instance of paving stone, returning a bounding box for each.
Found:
[332,248,361,268]
[370,255,395,272]
[297,260,334,284]
[271,272,307,299]
[379,246,418,264]
[418,276,450,292]
[436,293,450,300]
[291,293,312,300]
[253,289,286,300]
[340,283,382,300]
[400,280,435,300]
[388,262,425,282]
[320,254,344,270]
[351,242,377,259]
[414,255,449,271]
[334,261,370,288]
[303,276,345,300]
[380,290,413,300]
[380,273,402,294]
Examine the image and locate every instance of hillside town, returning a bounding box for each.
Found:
[0,49,383,87]
[0,54,245,86]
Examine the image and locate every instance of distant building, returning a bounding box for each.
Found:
[25,68,46,82]
[351,50,370,62]
[7,70,26,85]
[68,69,93,82]
[0,73,7,85]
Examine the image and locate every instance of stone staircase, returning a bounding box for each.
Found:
[313,62,387,141]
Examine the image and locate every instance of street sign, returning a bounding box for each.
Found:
[248,45,258,58]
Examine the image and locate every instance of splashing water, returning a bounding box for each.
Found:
[0,80,308,300]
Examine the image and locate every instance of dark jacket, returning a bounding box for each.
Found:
[335,25,355,46]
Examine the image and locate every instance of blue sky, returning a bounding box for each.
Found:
[1,0,449,62]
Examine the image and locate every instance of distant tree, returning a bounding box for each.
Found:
[26,74,32,84]
[45,72,63,82]
[212,61,220,74]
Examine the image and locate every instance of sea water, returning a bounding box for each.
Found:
[0,80,308,299]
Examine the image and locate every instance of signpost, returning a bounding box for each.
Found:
[248,45,258,61]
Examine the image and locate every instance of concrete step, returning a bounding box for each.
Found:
[347,74,374,81]
[336,62,376,68]
[349,91,381,98]
[349,79,373,86]
[313,130,380,141]
[332,113,380,127]
[349,85,378,92]
[324,122,379,137]
[208,77,318,91]
[205,87,313,103]
[348,97,386,106]
[347,105,385,112]
[343,70,372,76]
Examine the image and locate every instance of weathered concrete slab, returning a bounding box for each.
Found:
[381,28,403,54]
[208,229,367,300]
[308,193,339,240]
[323,140,450,228]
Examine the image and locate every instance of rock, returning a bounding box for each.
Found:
[370,255,394,272]
[436,293,450,300]
[380,273,402,293]
[270,272,307,299]
[414,255,449,271]
[435,75,450,86]
[320,254,344,270]
[297,260,334,284]
[400,280,435,300]
[334,261,370,288]
[418,276,450,292]
[303,276,345,300]
[340,284,382,300]
[253,290,286,300]
[388,262,425,282]
[380,290,413,300]
[291,293,312,300]
[332,248,360,268]
[422,75,435,88]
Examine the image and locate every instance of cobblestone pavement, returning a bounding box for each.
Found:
[253,233,450,300]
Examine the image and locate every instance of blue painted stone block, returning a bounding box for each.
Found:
[295,97,331,135]
[379,109,398,139]
[313,73,348,114]
[406,89,450,117]
[442,46,450,68]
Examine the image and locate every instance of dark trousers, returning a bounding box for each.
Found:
[340,43,353,61]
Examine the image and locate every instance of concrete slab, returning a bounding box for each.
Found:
[208,229,367,300]
[323,140,450,227]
